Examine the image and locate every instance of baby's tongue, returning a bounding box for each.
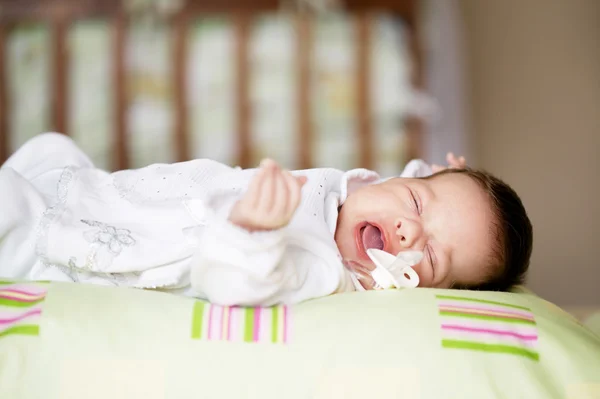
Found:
[362,224,384,251]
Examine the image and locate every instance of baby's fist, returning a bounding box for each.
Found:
[229,159,307,232]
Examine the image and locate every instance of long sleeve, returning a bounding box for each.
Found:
[188,212,344,306]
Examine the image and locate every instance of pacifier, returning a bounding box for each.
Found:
[366,248,422,289]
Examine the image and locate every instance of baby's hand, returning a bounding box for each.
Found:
[229,159,307,232]
[431,152,467,173]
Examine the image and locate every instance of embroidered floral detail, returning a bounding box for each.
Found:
[67,255,144,286]
[103,271,142,285]
[36,166,77,265]
[66,257,81,282]
[81,220,136,255]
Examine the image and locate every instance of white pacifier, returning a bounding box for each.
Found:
[366,248,422,289]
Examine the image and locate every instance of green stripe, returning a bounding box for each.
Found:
[442,339,539,361]
[190,301,205,339]
[0,280,50,285]
[0,298,45,308]
[436,294,531,311]
[0,324,40,338]
[439,311,536,325]
[271,307,279,343]
[244,308,255,343]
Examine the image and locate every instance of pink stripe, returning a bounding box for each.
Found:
[0,308,42,325]
[442,324,538,340]
[253,307,261,342]
[283,306,288,343]
[0,284,48,295]
[440,318,538,336]
[439,304,534,320]
[227,306,233,341]
[220,306,226,339]
[439,306,534,321]
[0,314,41,334]
[439,303,534,319]
[0,288,46,298]
[207,305,214,340]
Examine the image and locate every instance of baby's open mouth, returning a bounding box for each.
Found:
[360,223,384,252]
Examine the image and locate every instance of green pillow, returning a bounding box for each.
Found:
[1,280,599,399]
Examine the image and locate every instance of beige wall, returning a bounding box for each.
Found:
[459,0,600,305]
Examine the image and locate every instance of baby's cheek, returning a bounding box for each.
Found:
[334,230,350,256]
[411,262,432,288]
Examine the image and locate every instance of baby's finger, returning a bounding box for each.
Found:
[271,169,289,220]
[258,159,278,211]
[246,163,268,208]
[446,152,455,165]
[449,155,466,168]
[284,171,303,218]
[295,175,307,186]
[431,164,445,173]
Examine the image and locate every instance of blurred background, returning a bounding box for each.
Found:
[460,0,599,315]
[0,0,598,310]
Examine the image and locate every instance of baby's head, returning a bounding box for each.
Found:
[335,168,532,291]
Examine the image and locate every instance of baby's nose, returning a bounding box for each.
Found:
[395,219,406,242]
[394,218,421,247]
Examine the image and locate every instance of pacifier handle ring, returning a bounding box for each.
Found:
[394,265,419,288]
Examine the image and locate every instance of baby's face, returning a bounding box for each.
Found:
[335,173,495,289]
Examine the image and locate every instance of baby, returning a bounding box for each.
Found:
[0,133,532,306]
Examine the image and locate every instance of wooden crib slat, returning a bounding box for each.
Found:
[186,0,278,13]
[234,13,251,168]
[356,12,373,170]
[51,16,69,135]
[296,14,312,170]
[113,12,128,170]
[404,16,423,161]
[173,10,190,162]
[0,23,8,163]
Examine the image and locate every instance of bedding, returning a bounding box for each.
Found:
[585,312,600,337]
[1,280,599,399]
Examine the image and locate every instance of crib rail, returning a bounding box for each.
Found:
[0,0,423,169]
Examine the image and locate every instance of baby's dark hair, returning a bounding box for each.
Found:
[426,168,533,292]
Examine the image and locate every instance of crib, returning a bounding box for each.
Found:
[0,0,424,175]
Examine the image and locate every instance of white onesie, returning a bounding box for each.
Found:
[0,133,432,306]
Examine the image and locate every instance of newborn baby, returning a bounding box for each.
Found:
[0,133,532,305]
